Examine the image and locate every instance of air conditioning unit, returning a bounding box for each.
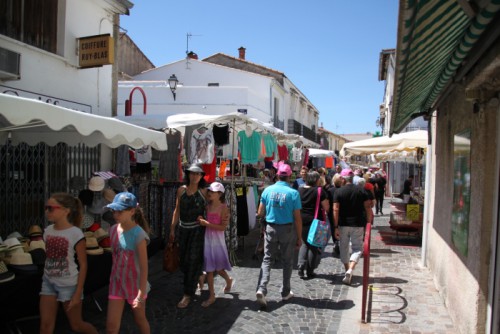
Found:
[0,47,21,80]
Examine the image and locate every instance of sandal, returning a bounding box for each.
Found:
[177,296,191,309]
[224,278,235,294]
[201,296,216,308]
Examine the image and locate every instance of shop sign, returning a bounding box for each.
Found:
[237,109,247,114]
[78,34,114,68]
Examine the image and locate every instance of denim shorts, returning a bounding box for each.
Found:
[40,276,83,302]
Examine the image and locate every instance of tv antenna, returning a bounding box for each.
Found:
[186,33,202,55]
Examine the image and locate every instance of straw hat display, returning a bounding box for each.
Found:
[85,237,103,255]
[94,228,111,252]
[0,261,15,283]
[8,252,38,272]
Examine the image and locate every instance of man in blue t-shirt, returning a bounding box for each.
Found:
[256,163,302,308]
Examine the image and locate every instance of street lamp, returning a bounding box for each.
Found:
[168,74,178,101]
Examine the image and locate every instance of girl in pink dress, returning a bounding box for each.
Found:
[197,182,233,307]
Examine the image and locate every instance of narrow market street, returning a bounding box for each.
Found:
[12,199,457,334]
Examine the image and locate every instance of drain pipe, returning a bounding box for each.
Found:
[421,111,434,267]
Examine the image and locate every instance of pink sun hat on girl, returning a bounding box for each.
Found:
[208,182,225,193]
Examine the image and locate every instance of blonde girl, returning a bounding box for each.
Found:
[106,192,150,334]
[40,192,98,334]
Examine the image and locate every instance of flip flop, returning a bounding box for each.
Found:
[177,296,191,309]
[201,297,216,308]
[224,278,235,294]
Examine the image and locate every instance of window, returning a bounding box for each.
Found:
[0,0,58,53]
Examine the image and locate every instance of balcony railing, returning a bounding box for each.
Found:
[287,119,320,144]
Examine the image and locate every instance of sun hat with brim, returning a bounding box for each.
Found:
[108,177,126,193]
[7,232,23,240]
[93,228,109,242]
[85,237,103,255]
[4,237,22,249]
[84,231,94,238]
[0,261,15,283]
[208,182,225,193]
[87,222,101,233]
[88,176,105,192]
[103,188,116,203]
[98,237,111,251]
[8,252,38,272]
[82,213,95,230]
[106,192,138,211]
[185,163,205,174]
[28,225,43,237]
[29,240,46,251]
[0,245,7,253]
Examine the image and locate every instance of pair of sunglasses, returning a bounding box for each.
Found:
[44,205,62,212]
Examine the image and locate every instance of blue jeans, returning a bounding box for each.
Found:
[256,223,295,297]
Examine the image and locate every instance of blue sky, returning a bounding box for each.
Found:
[121,1,399,135]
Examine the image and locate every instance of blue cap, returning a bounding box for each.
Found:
[106,192,137,211]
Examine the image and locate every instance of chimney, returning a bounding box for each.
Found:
[187,51,198,60]
[238,46,246,60]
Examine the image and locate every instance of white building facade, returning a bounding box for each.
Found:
[118,50,321,144]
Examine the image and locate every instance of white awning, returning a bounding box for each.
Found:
[308,148,336,157]
[0,94,168,150]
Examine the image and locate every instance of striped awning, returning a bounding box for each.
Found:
[390,0,500,134]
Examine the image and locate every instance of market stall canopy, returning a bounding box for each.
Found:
[0,94,168,150]
[308,148,336,158]
[390,1,500,134]
[340,130,428,159]
[166,112,283,135]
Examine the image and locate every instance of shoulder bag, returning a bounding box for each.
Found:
[307,187,331,248]
[163,241,180,273]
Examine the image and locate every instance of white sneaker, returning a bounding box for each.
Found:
[256,290,267,307]
[282,291,294,301]
[342,271,352,285]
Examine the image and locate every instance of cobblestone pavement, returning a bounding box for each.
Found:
[15,199,458,333]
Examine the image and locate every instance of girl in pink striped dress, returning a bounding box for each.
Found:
[106,192,150,334]
[197,182,233,307]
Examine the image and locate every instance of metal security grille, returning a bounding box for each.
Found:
[0,142,100,237]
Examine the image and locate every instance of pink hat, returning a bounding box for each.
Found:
[208,182,225,193]
[340,169,354,177]
[277,164,292,176]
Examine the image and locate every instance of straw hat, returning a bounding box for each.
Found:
[82,213,95,230]
[0,261,15,283]
[7,231,23,240]
[88,176,105,192]
[84,231,94,238]
[98,237,111,252]
[103,188,116,203]
[8,252,38,272]
[85,237,103,255]
[28,225,43,237]
[29,240,46,251]
[4,237,23,251]
[93,228,109,242]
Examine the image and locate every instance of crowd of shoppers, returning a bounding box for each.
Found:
[37,161,383,332]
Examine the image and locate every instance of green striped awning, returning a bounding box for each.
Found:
[390,0,500,134]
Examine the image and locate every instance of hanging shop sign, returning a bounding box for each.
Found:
[78,34,114,68]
